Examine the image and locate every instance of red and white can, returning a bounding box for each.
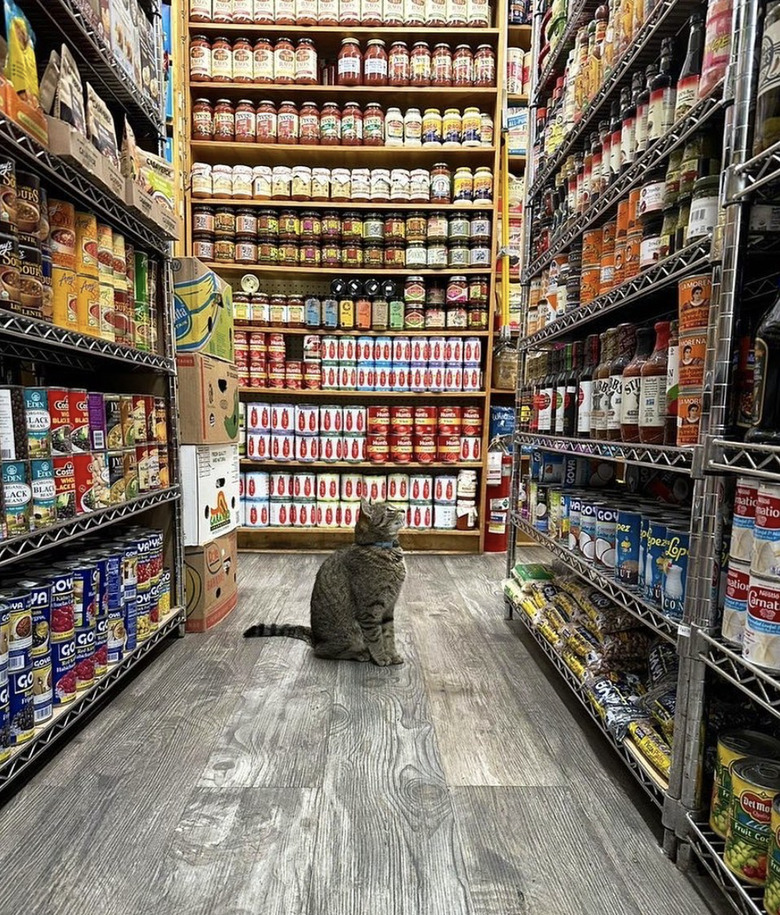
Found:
[391,406,414,433]
[285,361,303,389]
[295,404,319,436]
[435,475,457,504]
[245,500,270,528]
[393,337,411,362]
[444,366,463,391]
[321,336,339,361]
[411,338,430,363]
[341,473,363,501]
[270,472,293,500]
[463,337,482,364]
[295,435,320,462]
[414,435,437,464]
[388,473,409,501]
[320,405,343,434]
[438,406,462,435]
[293,473,316,500]
[303,363,321,389]
[320,434,343,463]
[429,336,446,362]
[367,434,390,464]
[317,473,340,501]
[270,500,292,526]
[339,365,357,389]
[317,501,341,527]
[438,435,461,463]
[247,402,271,432]
[321,363,339,389]
[356,337,374,362]
[374,364,391,390]
[408,503,433,529]
[303,335,321,361]
[410,364,427,392]
[294,501,316,528]
[338,336,357,362]
[462,367,481,391]
[374,337,392,363]
[267,333,286,362]
[428,365,446,392]
[390,433,414,464]
[410,474,433,503]
[251,365,269,389]
[343,406,366,435]
[364,475,388,502]
[343,436,366,463]
[414,406,438,435]
[271,403,295,432]
[460,436,482,461]
[444,338,463,363]
[246,433,270,460]
[390,365,410,390]
[368,406,390,434]
[238,367,250,387]
[462,407,483,436]
[434,504,457,529]
[341,501,360,527]
[266,364,284,389]
[357,364,375,389]
[271,434,295,462]
[245,471,270,499]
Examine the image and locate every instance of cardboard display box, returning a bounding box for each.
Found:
[184,530,238,632]
[177,352,239,445]
[173,258,234,364]
[181,443,240,547]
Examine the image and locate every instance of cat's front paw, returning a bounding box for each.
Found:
[389,653,404,665]
[371,654,393,666]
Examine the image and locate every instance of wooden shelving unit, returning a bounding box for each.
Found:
[180,9,505,552]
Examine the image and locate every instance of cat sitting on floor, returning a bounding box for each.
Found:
[243,499,407,666]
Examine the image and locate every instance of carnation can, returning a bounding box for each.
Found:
[710,730,780,838]
[752,482,780,580]
[732,477,760,562]
[722,558,751,647]
[744,573,780,671]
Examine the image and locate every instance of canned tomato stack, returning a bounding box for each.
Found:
[0,386,169,539]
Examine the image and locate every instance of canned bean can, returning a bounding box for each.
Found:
[9,666,34,744]
[364,475,388,503]
[31,651,52,724]
[0,598,8,671]
[47,388,72,456]
[29,457,55,528]
[578,500,597,561]
[410,475,433,503]
[73,621,95,690]
[661,526,690,621]
[135,583,153,644]
[93,614,108,677]
[724,758,780,884]
[68,389,89,453]
[711,730,780,838]
[616,508,642,586]
[722,558,751,647]
[16,578,51,660]
[733,477,760,562]
[744,574,780,671]
[0,675,8,762]
[119,542,138,653]
[6,590,32,672]
[752,482,780,580]
[23,388,51,458]
[70,562,98,630]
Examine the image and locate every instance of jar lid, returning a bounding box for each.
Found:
[241,274,260,293]
[341,37,360,44]
[367,38,386,46]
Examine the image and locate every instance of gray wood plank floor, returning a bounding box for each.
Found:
[0,551,728,915]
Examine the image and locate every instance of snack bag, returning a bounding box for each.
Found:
[4,0,39,105]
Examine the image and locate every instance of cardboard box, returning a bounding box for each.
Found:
[124,179,180,240]
[177,352,239,445]
[184,530,238,632]
[181,443,240,546]
[173,257,234,363]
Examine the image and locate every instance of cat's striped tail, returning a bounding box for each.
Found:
[243,623,313,643]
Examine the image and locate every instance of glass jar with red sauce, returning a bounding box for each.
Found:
[411,42,432,87]
[341,102,363,145]
[363,103,384,146]
[295,37,318,84]
[253,37,273,84]
[431,44,453,86]
[296,0,318,25]
[190,35,211,82]
[318,0,338,25]
[256,99,278,143]
[273,37,296,84]
[453,45,474,86]
[253,0,274,23]
[361,0,383,26]
[428,0,447,25]
[388,42,410,86]
[339,0,360,27]
[235,100,257,141]
[364,39,388,86]
[192,98,214,140]
[300,102,320,144]
[320,102,342,145]
[213,99,236,141]
[211,36,233,82]
[233,37,254,83]
[474,45,496,86]
[338,38,362,86]
[277,100,300,144]
[275,0,296,24]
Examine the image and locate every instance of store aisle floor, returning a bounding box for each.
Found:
[0,552,726,915]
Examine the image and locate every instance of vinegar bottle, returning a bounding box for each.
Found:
[592,329,616,440]
[577,334,600,438]
[639,320,671,443]
[606,322,636,440]
[621,325,654,442]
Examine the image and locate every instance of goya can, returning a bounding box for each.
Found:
[47,566,76,705]
[765,796,780,914]
[0,678,9,763]
[16,578,51,658]
[711,731,780,837]
[8,665,34,744]
[31,651,52,724]
[724,758,780,885]
[6,590,32,673]
[74,624,95,691]
[0,597,9,670]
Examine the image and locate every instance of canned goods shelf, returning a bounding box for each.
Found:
[239,526,481,552]
[211,263,491,277]
[698,629,780,723]
[190,83,498,104]
[706,439,780,483]
[234,323,491,336]
[504,590,668,809]
[531,0,593,106]
[240,459,483,469]
[239,387,487,398]
[528,0,708,200]
[0,486,181,570]
[194,197,489,211]
[519,238,713,349]
[685,816,765,915]
[729,138,780,204]
[514,432,694,473]
[0,605,184,793]
[524,87,724,280]
[189,140,498,167]
[0,309,175,374]
[510,513,680,643]
[24,0,163,138]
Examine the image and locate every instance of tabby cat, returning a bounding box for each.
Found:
[243,500,406,666]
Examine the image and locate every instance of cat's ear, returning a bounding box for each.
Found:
[360,497,372,516]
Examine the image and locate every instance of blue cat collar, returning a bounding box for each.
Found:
[371,540,400,549]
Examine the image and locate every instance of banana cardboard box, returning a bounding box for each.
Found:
[173,258,234,364]
[181,443,240,547]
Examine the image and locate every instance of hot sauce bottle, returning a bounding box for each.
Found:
[639,320,671,443]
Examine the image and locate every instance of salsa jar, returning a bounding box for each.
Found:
[235,236,258,264]
[312,167,330,199]
[295,37,318,84]
[474,44,496,86]
[299,210,322,241]
[342,211,363,241]
[273,37,296,83]
[192,233,215,260]
[370,168,391,202]
[364,39,388,86]
[292,165,312,199]
[235,100,257,142]
[190,1,213,23]
[338,38,363,86]
[211,36,233,81]
[342,102,363,144]
[385,212,407,242]
[212,163,233,196]
[253,37,274,83]
[256,99,278,143]
[470,210,491,241]
[258,240,278,263]
[432,43,453,86]
[411,42,432,86]
[277,100,300,143]
[235,207,258,235]
[272,166,293,198]
[388,42,410,86]
[192,205,215,234]
[214,237,235,263]
[233,37,254,82]
[384,0,405,24]
[364,102,385,146]
[191,98,214,140]
[364,212,385,241]
[257,208,279,238]
[453,44,474,85]
[190,35,211,82]
[279,210,300,240]
[448,211,470,240]
[427,211,448,243]
[428,0,447,25]
[320,102,341,144]
[213,98,235,140]
[406,211,427,242]
[362,0,383,25]
[296,0,318,24]
[300,101,320,143]
[233,164,253,198]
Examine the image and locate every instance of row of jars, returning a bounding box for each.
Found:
[193,97,494,147]
[190,36,495,88]
[191,161,494,206]
[189,0,493,27]
[194,207,492,243]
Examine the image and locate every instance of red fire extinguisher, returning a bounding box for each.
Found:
[483,439,513,552]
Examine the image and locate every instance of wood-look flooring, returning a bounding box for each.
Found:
[0,551,727,915]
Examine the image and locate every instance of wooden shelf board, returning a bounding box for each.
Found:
[238,525,481,552]
[234,324,491,337]
[239,460,483,469]
[187,22,501,37]
[507,94,528,103]
[189,140,497,165]
[194,197,492,210]
[206,263,493,276]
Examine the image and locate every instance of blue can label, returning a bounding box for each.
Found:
[9,666,34,743]
[616,510,642,587]
[595,506,619,570]
[7,591,31,672]
[107,605,125,666]
[0,678,9,761]
[24,387,52,458]
[0,595,9,669]
[30,458,56,527]
[94,616,108,677]
[48,569,75,641]
[103,552,123,612]
[17,579,52,658]
[579,501,597,562]
[52,637,76,704]
[136,584,153,643]
[72,563,98,630]
[644,521,668,606]
[74,626,95,691]
[32,652,52,724]
[661,526,690,620]
[124,596,137,652]
[2,459,32,535]
[568,495,582,551]
[638,515,653,591]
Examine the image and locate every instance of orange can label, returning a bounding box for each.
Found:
[601,220,617,249]
[616,199,629,239]
[582,229,602,267]
[679,331,708,387]
[678,273,712,331]
[580,266,601,304]
[677,389,703,446]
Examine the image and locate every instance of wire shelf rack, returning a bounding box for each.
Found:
[706,439,780,482]
[514,432,695,472]
[532,0,594,106]
[697,630,780,722]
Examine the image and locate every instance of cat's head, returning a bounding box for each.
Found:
[355,499,405,544]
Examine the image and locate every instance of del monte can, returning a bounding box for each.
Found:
[724,757,780,885]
